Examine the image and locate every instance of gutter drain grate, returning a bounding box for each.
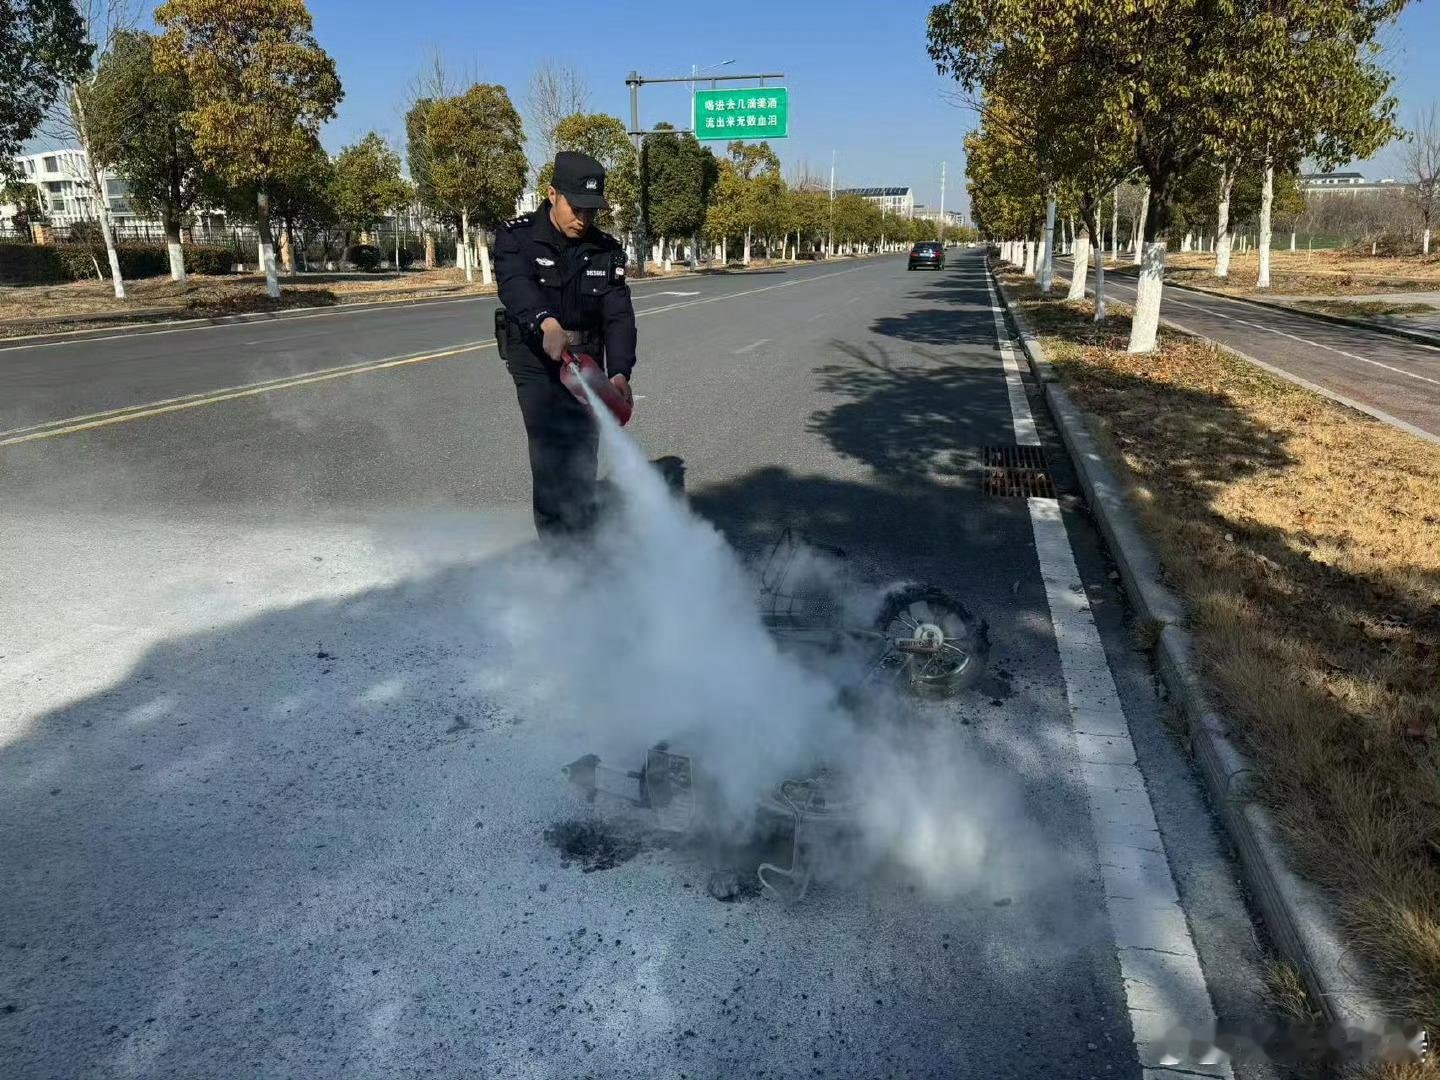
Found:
[983,445,1057,499]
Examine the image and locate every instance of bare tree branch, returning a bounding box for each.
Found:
[1403,101,1440,238]
[525,59,591,182]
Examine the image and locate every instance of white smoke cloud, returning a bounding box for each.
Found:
[461,391,1047,899]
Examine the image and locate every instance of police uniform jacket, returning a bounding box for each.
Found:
[493,202,638,380]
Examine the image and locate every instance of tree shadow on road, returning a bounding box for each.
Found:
[0,505,1120,1078]
[805,338,1015,487]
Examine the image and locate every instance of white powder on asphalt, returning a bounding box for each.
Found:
[465,389,1040,897]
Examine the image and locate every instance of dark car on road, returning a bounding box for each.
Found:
[907,241,946,270]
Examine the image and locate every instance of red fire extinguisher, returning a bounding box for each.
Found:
[558,351,633,427]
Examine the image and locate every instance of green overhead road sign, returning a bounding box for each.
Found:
[694,86,789,140]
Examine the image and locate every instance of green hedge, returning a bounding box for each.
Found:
[0,241,235,285]
[184,246,234,275]
[344,243,382,272]
[0,243,66,285]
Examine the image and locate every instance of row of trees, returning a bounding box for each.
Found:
[930,0,1407,353]
[2,0,346,299]
[6,0,975,301]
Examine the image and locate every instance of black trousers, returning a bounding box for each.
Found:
[506,351,599,537]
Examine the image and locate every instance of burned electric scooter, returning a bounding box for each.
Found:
[561,530,989,904]
[563,745,860,904]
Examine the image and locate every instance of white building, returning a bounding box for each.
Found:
[1299,171,1404,197]
[912,205,965,227]
[7,149,143,229]
[836,186,915,218]
[5,148,235,237]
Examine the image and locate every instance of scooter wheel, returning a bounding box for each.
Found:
[875,585,988,697]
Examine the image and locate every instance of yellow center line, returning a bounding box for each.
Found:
[1,342,492,448]
[3,263,872,449]
[0,341,494,440]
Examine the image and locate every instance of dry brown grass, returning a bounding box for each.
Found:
[1163,249,1440,297]
[0,268,487,327]
[999,269,1440,1032]
[1266,960,1321,1025]
[1343,1064,1440,1080]
[1291,299,1437,319]
[0,257,826,338]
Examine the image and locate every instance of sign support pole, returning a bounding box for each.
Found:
[624,71,786,278]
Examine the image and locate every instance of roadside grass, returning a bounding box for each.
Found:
[1264,959,1320,1025]
[1162,249,1440,297]
[0,255,837,338]
[1290,299,1437,319]
[997,269,1440,1036]
[0,269,490,336]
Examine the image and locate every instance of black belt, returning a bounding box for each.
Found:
[495,308,601,357]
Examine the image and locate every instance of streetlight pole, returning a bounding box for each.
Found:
[828,149,836,257]
[689,58,734,98]
[625,67,782,278]
[627,71,647,277]
[939,160,946,243]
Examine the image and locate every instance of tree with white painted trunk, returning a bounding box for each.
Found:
[404,54,457,273]
[1221,1,1403,291]
[1036,194,1057,291]
[640,125,718,271]
[1066,217,1091,302]
[1404,103,1439,257]
[156,0,341,300]
[262,142,336,273]
[933,0,1407,354]
[332,133,411,267]
[421,84,527,286]
[86,28,208,284]
[43,0,142,298]
[1256,159,1275,287]
[1213,162,1235,277]
[1132,186,1148,264]
[959,96,1046,274]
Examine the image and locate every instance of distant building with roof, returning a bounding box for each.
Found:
[1299,171,1405,196]
[913,204,965,227]
[836,186,914,218]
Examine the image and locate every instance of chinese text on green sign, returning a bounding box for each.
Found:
[693,87,789,140]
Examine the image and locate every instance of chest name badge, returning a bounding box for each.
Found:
[535,257,555,267]
[585,269,606,276]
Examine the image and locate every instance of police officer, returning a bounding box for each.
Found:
[494,151,637,537]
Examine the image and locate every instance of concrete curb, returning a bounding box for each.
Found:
[0,288,490,347]
[1159,279,1440,350]
[1049,263,1440,448]
[990,260,1410,1051]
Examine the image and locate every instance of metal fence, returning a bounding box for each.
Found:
[2,215,474,272]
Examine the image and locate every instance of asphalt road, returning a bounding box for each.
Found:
[1055,254,1440,443]
[2,251,1280,1078]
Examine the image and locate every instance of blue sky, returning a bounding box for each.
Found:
[294,0,977,213]
[132,0,1440,216]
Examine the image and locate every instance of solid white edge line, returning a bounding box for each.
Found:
[1057,258,1440,385]
[982,272,1040,446]
[989,260,1232,1076]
